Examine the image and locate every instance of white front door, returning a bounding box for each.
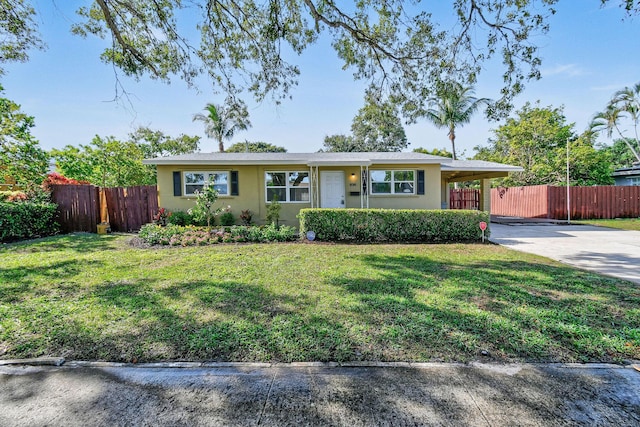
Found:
[320,171,345,208]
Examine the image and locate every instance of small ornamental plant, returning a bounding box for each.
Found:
[153,208,171,226]
[239,209,252,226]
[219,207,235,226]
[188,183,223,231]
[266,193,281,228]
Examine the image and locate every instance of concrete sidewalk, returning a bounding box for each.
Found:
[490,223,640,284]
[1,362,639,426]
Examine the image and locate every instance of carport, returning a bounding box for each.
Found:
[440,160,523,212]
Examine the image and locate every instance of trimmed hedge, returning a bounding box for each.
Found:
[298,208,490,242]
[0,201,60,242]
[138,223,298,246]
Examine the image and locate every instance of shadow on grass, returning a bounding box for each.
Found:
[0,259,104,303]
[0,233,121,254]
[34,279,352,363]
[329,254,640,362]
[2,244,638,364]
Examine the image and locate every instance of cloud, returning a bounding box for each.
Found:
[542,64,586,77]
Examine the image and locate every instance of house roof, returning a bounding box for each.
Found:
[143,152,522,181]
[143,152,450,166]
[612,165,640,177]
[441,159,523,182]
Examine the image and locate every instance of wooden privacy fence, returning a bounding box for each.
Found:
[450,188,480,210]
[50,184,101,233]
[50,184,158,233]
[491,185,640,219]
[103,186,159,232]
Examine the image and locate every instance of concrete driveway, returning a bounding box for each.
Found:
[490,223,640,284]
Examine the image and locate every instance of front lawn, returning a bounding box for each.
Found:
[1,234,638,363]
[577,218,640,231]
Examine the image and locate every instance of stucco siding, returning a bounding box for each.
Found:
[157,163,443,226]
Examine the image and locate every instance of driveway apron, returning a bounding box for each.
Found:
[490,223,640,284]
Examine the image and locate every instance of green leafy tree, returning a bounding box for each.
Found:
[321,134,357,152]
[193,98,251,152]
[414,82,489,160]
[601,138,639,170]
[53,128,199,186]
[413,147,453,158]
[474,103,612,186]
[129,126,200,158]
[351,94,408,152]
[226,141,287,153]
[322,94,407,152]
[0,84,49,190]
[52,136,153,187]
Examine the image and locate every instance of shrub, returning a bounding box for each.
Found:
[219,210,235,226]
[139,224,189,245]
[138,223,298,246]
[0,191,28,202]
[239,209,252,226]
[266,193,281,226]
[0,201,60,242]
[153,208,171,226]
[167,210,190,226]
[298,209,490,243]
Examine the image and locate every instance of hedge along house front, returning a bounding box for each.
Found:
[143,152,522,227]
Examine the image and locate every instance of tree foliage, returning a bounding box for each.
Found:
[413,147,453,158]
[226,141,287,153]
[0,84,49,190]
[52,136,153,188]
[322,94,407,152]
[601,138,639,170]
[0,0,44,75]
[474,103,613,186]
[193,98,251,152]
[1,1,637,120]
[129,126,200,157]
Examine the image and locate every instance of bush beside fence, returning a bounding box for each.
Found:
[0,202,59,242]
[298,209,490,242]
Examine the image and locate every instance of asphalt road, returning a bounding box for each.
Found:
[490,223,640,284]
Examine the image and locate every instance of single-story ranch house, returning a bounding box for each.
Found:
[144,152,522,226]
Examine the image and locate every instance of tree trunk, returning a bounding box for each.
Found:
[449,127,457,160]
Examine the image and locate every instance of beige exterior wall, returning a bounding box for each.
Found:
[157,163,443,227]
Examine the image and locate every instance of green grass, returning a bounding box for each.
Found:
[577,218,640,231]
[1,233,638,364]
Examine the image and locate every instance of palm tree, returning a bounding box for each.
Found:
[422,82,490,160]
[614,82,640,142]
[193,98,251,152]
[590,84,640,163]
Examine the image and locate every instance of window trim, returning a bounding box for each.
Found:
[183,171,230,197]
[369,169,416,195]
[265,171,311,203]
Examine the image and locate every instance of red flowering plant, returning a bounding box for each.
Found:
[153,208,171,226]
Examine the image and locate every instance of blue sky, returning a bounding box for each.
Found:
[2,1,639,157]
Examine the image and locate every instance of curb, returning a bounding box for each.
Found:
[0,357,65,367]
[2,358,638,371]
